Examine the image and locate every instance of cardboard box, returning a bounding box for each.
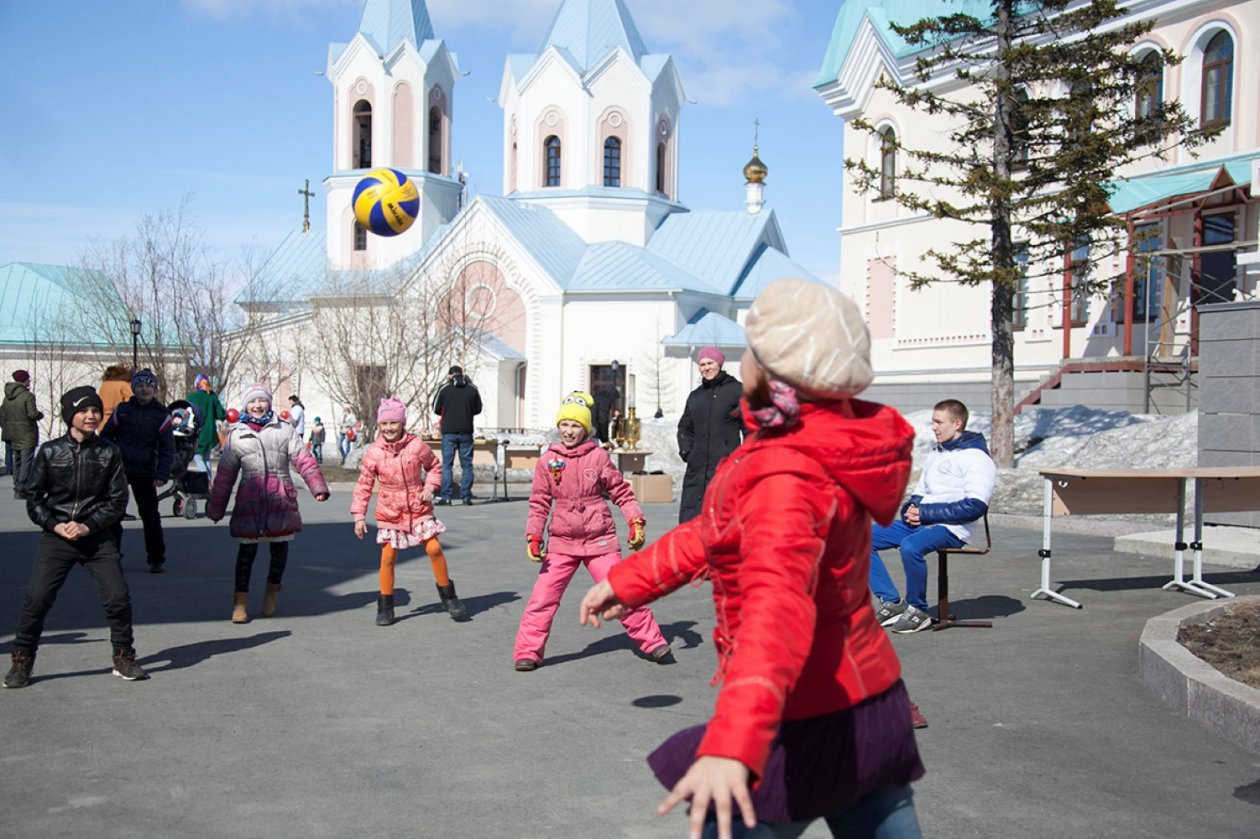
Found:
[629,474,674,504]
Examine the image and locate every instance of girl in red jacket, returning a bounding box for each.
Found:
[581,279,925,839]
[350,397,466,626]
[514,392,670,671]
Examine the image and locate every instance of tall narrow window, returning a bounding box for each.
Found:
[353,100,372,168]
[544,135,561,187]
[1201,32,1233,128]
[353,221,367,252]
[428,106,442,174]
[603,137,622,187]
[1199,213,1237,305]
[878,127,896,199]
[1127,223,1163,323]
[1135,51,1164,143]
[1011,89,1030,171]
[1013,244,1030,330]
[655,143,666,194]
[1068,239,1090,326]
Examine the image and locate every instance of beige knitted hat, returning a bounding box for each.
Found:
[744,278,873,399]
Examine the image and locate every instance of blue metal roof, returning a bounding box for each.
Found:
[237,229,329,306]
[731,244,823,301]
[358,0,434,56]
[478,195,587,288]
[661,308,746,348]
[569,242,720,294]
[0,262,126,347]
[647,210,781,295]
[538,0,647,72]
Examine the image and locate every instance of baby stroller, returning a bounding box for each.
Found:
[157,399,209,519]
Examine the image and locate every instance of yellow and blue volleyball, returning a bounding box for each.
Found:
[352,168,420,237]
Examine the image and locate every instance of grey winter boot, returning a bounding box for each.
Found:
[3,651,35,689]
[436,581,468,620]
[376,594,395,627]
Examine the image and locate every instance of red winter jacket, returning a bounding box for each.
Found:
[527,437,644,557]
[350,433,442,530]
[608,399,914,778]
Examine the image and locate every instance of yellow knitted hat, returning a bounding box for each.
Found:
[556,391,594,433]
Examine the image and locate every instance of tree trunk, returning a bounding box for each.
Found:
[989,0,1016,468]
[990,284,1016,467]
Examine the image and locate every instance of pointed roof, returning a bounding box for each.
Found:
[537,0,648,73]
[0,262,125,347]
[358,0,435,56]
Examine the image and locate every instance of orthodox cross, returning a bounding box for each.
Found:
[298,179,314,232]
[753,117,760,151]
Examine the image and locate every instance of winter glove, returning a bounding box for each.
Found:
[526,535,546,563]
[627,518,646,551]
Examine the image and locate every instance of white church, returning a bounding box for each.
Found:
[241,0,823,431]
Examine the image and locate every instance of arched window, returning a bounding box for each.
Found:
[353,220,367,252]
[1201,31,1233,128]
[1011,89,1030,171]
[603,137,622,187]
[655,142,666,194]
[1135,51,1164,142]
[878,127,896,199]
[353,100,372,169]
[428,106,443,174]
[544,135,562,187]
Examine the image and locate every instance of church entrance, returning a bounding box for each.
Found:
[589,362,625,445]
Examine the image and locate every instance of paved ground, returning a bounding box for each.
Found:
[2,473,1260,838]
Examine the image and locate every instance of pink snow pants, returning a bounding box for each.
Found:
[514,550,667,664]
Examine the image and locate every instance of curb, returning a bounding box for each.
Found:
[1139,595,1260,754]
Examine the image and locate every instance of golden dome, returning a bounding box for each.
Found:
[743,146,767,184]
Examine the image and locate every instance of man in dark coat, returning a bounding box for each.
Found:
[431,365,482,505]
[1,370,44,499]
[676,347,743,522]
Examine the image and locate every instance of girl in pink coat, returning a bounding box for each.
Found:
[514,392,670,671]
[351,397,466,626]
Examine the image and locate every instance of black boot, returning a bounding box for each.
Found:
[376,594,395,626]
[436,581,468,620]
[3,651,35,689]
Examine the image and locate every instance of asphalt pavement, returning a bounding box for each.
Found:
[2,474,1259,838]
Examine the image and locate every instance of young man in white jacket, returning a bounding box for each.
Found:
[870,399,997,634]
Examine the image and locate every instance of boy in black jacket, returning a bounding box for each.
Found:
[4,386,147,688]
[101,368,174,573]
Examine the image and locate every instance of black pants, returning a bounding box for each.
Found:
[234,541,289,592]
[120,476,165,566]
[13,530,135,655]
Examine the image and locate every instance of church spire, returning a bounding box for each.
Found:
[358,0,435,55]
[538,0,648,71]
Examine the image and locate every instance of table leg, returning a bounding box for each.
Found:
[1163,478,1215,598]
[1032,476,1082,608]
[1187,479,1235,599]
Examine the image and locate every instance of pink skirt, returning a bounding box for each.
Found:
[376,518,446,549]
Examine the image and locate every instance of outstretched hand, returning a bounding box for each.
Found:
[658,756,756,839]
[578,580,626,628]
[354,520,368,540]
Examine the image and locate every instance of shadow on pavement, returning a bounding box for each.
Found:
[940,594,1025,621]
[399,589,520,622]
[139,630,292,674]
[1057,569,1260,593]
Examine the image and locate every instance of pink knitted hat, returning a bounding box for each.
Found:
[696,347,725,367]
[377,396,406,424]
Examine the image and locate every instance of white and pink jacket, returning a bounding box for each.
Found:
[527,438,643,557]
[350,433,443,531]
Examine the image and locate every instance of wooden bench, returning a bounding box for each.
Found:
[933,514,993,631]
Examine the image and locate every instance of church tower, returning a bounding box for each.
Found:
[325,0,461,271]
[498,0,685,246]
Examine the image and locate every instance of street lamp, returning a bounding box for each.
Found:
[130,316,141,370]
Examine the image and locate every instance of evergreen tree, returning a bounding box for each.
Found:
[845,0,1215,465]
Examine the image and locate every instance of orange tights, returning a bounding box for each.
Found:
[379,540,449,595]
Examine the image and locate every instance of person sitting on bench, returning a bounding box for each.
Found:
[870,399,996,634]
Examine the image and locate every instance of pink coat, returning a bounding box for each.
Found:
[350,433,442,530]
[207,417,329,541]
[527,438,643,557]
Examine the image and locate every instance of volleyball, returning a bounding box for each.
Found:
[352,168,420,237]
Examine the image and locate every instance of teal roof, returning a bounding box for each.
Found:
[478,196,587,288]
[358,0,434,55]
[815,0,991,88]
[731,244,822,301]
[569,242,722,294]
[1108,150,1260,215]
[661,308,746,348]
[647,210,783,295]
[0,263,126,347]
[538,0,647,72]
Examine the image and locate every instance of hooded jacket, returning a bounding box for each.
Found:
[906,430,996,543]
[101,396,176,481]
[527,436,644,557]
[677,370,744,522]
[431,376,482,435]
[26,431,129,535]
[350,433,442,530]
[1,381,44,450]
[608,399,914,778]
[207,417,329,540]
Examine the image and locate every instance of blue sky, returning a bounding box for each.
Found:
[0,0,847,282]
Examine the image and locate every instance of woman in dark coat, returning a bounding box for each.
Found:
[677,347,743,523]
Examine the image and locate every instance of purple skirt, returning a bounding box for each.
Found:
[647,680,924,824]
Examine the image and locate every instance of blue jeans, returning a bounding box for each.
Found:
[869,520,964,610]
[338,433,352,462]
[701,783,921,838]
[440,433,474,501]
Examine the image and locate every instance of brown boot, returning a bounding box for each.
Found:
[232,592,249,624]
[261,582,282,618]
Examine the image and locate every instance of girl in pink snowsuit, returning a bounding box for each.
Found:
[514,392,670,671]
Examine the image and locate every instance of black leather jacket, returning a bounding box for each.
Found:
[26,433,129,535]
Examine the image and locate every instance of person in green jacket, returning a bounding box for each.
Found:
[184,374,226,477]
[1,370,44,499]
